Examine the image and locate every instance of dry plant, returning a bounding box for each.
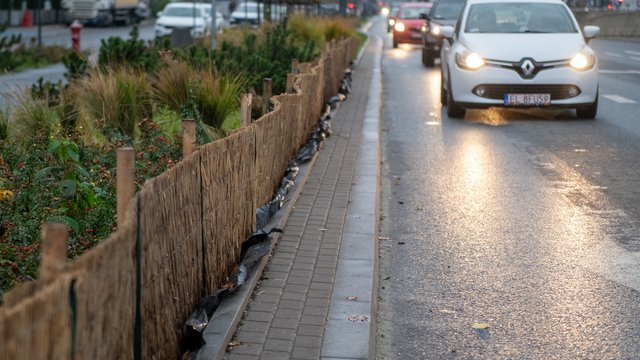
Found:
[151,59,191,113]
[78,68,151,141]
[194,69,246,130]
[8,91,59,147]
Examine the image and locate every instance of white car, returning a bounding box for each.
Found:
[440,0,600,119]
[230,1,262,25]
[155,2,212,39]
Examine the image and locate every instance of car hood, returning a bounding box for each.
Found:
[461,34,586,62]
[157,16,206,27]
[231,11,259,18]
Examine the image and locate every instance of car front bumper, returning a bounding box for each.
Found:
[449,64,598,108]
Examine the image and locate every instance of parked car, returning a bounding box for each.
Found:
[197,2,227,33]
[154,2,212,38]
[392,2,433,48]
[230,1,262,25]
[439,0,600,119]
[420,0,466,66]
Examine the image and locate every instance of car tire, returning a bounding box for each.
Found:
[440,72,447,105]
[576,93,598,119]
[446,76,465,118]
[422,48,434,67]
[393,39,398,48]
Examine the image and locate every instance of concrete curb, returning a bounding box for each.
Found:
[321,35,383,359]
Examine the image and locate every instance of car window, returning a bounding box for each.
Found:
[465,3,577,33]
[164,6,203,17]
[399,6,431,19]
[431,0,465,20]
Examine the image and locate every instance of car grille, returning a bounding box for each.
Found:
[476,84,581,100]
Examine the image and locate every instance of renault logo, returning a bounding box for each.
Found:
[520,59,535,76]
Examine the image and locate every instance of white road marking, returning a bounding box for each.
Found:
[624,50,640,56]
[604,52,622,57]
[602,94,637,104]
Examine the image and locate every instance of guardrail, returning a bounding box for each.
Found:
[573,9,640,37]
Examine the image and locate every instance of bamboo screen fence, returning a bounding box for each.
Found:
[0,36,358,360]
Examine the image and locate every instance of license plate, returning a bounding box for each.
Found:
[411,33,422,39]
[504,93,550,106]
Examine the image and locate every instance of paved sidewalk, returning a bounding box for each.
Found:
[221,36,382,360]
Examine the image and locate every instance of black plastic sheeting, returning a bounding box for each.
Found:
[181,65,354,358]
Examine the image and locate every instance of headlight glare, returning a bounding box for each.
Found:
[430,24,440,36]
[394,22,405,32]
[455,48,485,70]
[569,50,595,71]
[389,18,396,26]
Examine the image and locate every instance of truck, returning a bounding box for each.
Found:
[62,0,148,26]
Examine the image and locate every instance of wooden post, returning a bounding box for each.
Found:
[262,78,272,115]
[291,59,300,74]
[117,147,135,228]
[286,73,295,94]
[182,118,196,158]
[40,223,68,282]
[241,93,253,127]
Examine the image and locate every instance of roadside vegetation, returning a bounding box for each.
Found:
[0,15,358,302]
[0,22,72,74]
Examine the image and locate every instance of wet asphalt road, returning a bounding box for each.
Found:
[375,16,640,359]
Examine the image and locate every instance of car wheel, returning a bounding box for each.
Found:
[446,76,465,118]
[422,48,434,67]
[393,39,398,48]
[440,73,447,105]
[576,93,598,119]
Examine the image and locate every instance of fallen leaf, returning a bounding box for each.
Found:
[347,315,369,322]
[378,236,390,240]
[472,322,490,330]
[415,207,424,211]
[346,296,358,301]
[228,340,242,347]
[318,228,328,231]
[397,242,405,245]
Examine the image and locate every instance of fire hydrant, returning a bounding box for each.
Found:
[70,20,83,53]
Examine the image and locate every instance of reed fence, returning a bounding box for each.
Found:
[0,36,359,360]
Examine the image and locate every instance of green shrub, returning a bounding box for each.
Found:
[98,26,166,72]
[62,51,89,80]
[0,108,8,140]
[0,22,22,72]
[194,70,246,130]
[214,19,317,95]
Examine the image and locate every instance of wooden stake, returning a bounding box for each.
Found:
[40,223,68,282]
[241,93,253,127]
[182,118,196,158]
[291,59,300,74]
[117,147,135,228]
[286,73,295,94]
[262,78,272,115]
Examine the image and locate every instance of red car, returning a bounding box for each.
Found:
[392,2,433,48]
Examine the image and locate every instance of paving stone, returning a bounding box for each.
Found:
[267,327,296,340]
[297,324,324,337]
[291,346,321,360]
[263,339,294,353]
[294,335,323,349]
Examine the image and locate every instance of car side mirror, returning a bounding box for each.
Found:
[583,25,600,43]
[419,12,430,20]
[440,25,455,39]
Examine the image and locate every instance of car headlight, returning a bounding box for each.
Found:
[394,22,405,32]
[389,18,396,26]
[455,46,485,70]
[381,7,390,16]
[430,24,441,36]
[569,48,596,71]
[421,24,427,32]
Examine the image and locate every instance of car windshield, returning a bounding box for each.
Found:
[399,6,431,19]
[431,0,465,20]
[164,6,202,17]
[465,3,577,33]
[236,3,260,12]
